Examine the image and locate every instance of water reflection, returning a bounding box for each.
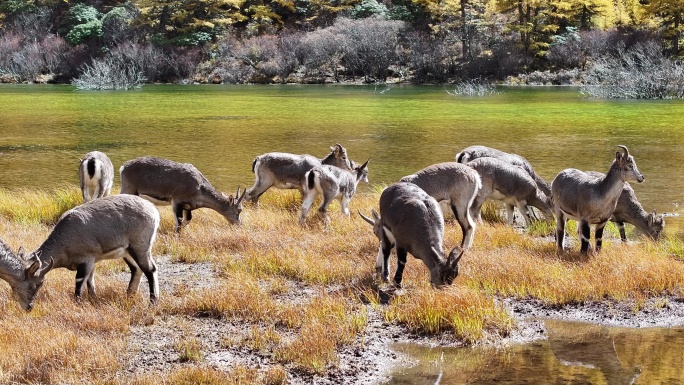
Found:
[391,320,684,384]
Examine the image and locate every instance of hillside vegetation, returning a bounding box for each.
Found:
[1,0,684,92]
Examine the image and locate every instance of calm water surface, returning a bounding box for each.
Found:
[1,84,683,221]
[391,320,684,384]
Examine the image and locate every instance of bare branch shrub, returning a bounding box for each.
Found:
[109,42,166,82]
[445,79,499,96]
[406,32,460,83]
[547,28,583,69]
[0,31,67,82]
[332,17,404,82]
[298,28,345,81]
[72,43,159,90]
[210,33,301,83]
[162,47,201,82]
[581,42,684,99]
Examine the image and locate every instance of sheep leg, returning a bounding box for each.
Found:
[376,243,392,282]
[452,202,475,249]
[245,176,272,204]
[505,204,516,225]
[173,203,184,233]
[579,220,592,254]
[595,221,608,252]
[555,213,566,252]
[516,201,531,227]
[317,190,335,224]
[616,221,627,242]
[91,185,101,200]
[469,196,485,223]
[340,195,352,216]
[128,247,158,303]
[97,178,108,198]
[82,186,91,202]
[123,255,142,295]
[86,267,97,297]
[300,190,317,225]
[75,262,94,299]
[393,247,408,288]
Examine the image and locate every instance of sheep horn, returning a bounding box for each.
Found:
[617,145,629,157]
[358,210,376,226]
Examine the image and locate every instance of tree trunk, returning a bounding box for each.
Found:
[518,0,526,53]
[674,12,680,56]
[580,5,589,30]
[460,0,470,60]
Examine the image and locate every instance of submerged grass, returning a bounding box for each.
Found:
[0,186,684,381]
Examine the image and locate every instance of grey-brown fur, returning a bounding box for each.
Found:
[586,172,664,241]
[300,160,369,225]
[358,182,463,288]
[456,145,551,197]
[551,145,645,254]
[466,157,553,226]
[245,144,353,203]
[0,238,50,311]
[120,156,245,233]
[20,195,160,308]
[400,162,481,249]
[79,151,114,202]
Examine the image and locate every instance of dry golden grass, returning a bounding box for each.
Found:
[0,267,147,384]
[383,286,513,344]
[130,365,286,385]
[460,222,684,304]
[274,294,368,374]
[1,186,684,383]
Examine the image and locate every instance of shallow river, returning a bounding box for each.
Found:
[391,320,684,384]
[2,84,684,383]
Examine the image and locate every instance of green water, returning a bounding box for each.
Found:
[1,84,683,232]
[391,320,684,384]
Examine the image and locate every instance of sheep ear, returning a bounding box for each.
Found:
[371,209,381,222]
[449,246,464,268]
[648,209,656,225]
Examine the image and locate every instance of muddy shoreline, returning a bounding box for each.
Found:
[119,256,684,384]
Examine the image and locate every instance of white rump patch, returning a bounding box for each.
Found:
[382,226,396,244]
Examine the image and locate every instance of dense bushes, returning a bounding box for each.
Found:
[1,0,682,96]
[581,42,684,99]
[0,10,67,82]
[204,18,404,84]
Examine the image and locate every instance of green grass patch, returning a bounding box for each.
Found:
[0,186,81,225]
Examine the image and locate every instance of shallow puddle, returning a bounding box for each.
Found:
[390,320,684,384]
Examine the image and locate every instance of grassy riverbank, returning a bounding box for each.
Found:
[0,187,683,383]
